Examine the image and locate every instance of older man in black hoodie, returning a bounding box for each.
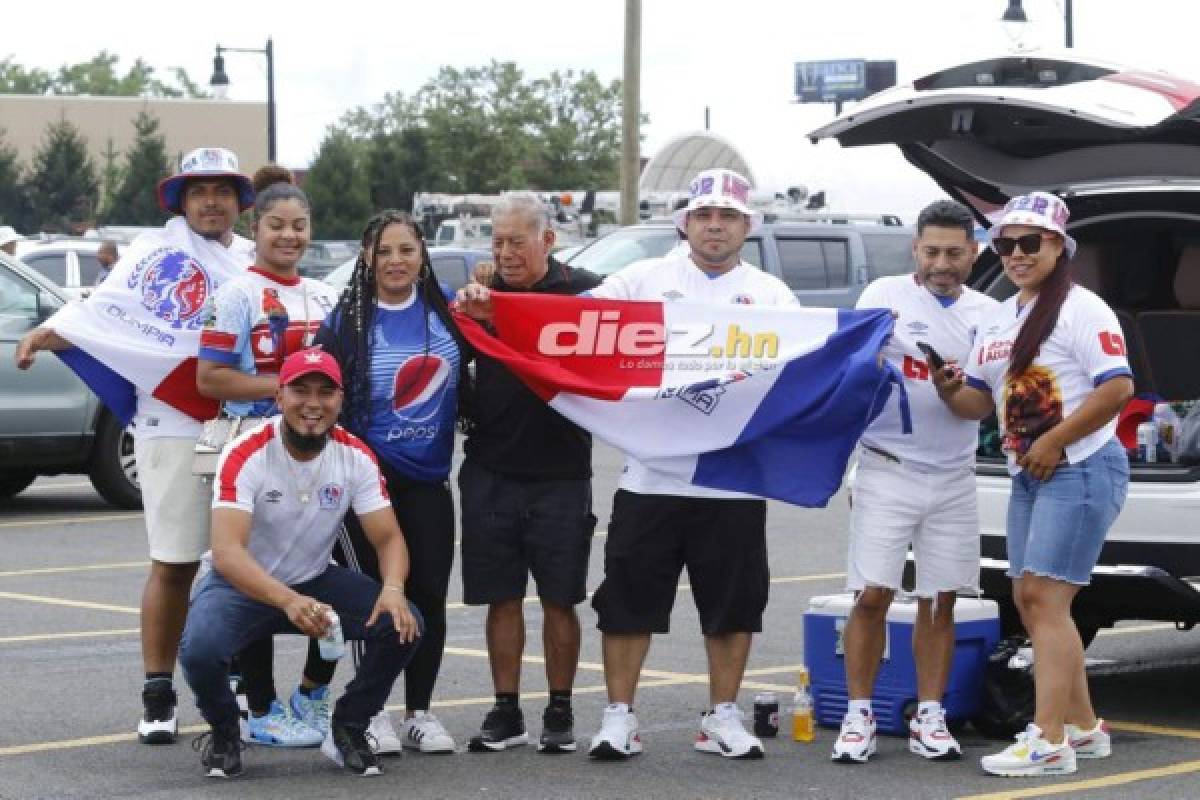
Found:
[459,192,602,755]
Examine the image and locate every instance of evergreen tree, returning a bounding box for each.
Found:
[24,118,98,232]
[305,128,371,240]
[0,129,29,230]
[98,137,121,220]
[104,112,171,225]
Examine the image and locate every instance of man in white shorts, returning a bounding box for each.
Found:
[831,200,997,764]
[15,148,256,744]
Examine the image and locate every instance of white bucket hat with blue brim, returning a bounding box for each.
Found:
[156,147,255,215]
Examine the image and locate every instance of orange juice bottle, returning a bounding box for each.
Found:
[791,667,814,742]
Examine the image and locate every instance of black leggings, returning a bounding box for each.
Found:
[308,467,455,712]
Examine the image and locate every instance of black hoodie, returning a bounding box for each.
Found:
[463,257,603,480]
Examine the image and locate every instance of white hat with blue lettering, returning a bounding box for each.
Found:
[990,191,1077,258]
[672,168,763,233]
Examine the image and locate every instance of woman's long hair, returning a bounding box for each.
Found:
[330,210,475,436]
[1008,251,1072,379]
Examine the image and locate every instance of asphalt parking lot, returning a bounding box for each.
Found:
[2,441,1199,800]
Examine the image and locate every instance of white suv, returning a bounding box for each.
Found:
[811,52,1200,643]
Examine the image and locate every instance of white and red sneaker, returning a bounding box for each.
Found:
[694,705,764,760]
[908,708,962,761]
[981,723,1077,777]
[831,709,877,764]
[1066,719,1112,759]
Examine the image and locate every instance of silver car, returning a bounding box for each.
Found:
[0,252,139,507]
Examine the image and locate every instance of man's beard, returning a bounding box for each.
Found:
[282,418,328,454]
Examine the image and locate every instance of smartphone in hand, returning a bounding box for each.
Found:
[916,341,946,370]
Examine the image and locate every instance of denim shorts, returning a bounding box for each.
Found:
[1006,437,1129,585]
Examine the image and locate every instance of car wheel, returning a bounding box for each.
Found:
[88,411,142,510]
[0,471,37,500]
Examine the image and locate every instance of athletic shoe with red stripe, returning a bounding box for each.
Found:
[831,709,877,764]
[908,708,962,761]
[1066,719,1111,759]
[980,723,1077,777]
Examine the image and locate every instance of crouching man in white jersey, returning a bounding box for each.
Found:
[180,348,422,778]
[831,201,998,765]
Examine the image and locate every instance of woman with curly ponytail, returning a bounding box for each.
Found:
[314,210,472,755]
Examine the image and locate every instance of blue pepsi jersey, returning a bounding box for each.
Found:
[357,296,460,482]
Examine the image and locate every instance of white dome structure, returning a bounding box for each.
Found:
[639,131,757,193]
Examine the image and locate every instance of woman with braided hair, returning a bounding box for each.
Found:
[314,209,471,755]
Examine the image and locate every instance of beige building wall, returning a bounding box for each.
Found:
[0,95,268,174]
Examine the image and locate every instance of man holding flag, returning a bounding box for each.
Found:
[15,147,256,746]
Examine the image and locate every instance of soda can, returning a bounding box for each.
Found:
[1137,420,1158,463]
[753,692,779,738]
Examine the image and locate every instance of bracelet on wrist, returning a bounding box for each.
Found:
[382,584,405,594]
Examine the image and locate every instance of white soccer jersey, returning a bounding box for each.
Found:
[590,247,799,498]
[857,274,998,470]
[964,285,1132,475]
[212,418,391,585]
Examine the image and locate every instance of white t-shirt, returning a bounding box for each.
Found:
[212,418,391,585]
[964,285,1132,475]
[589,248,800,498]
[132,234,255,440]
[857,274,998,470]
[199,268,339,417]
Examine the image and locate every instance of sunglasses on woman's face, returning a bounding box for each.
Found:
[993,233,1054,257]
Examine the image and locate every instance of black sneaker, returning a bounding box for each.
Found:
[193,721,244,778]
[539,703,576,753]
[322,721,383,776]
[467,704,529,752]
[138,685,178,745]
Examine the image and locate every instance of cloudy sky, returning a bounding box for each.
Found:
[6,0,1200,217]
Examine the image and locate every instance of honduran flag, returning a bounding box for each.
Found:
[456,293,907,506]
[46,217,253,425]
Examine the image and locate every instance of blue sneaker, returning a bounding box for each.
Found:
[289,685,332,738]
[246,700,323,747]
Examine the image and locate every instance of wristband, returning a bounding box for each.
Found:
[382,584,405,594]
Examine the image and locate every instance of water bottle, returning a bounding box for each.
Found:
[791,667,814,743]
[318,609,345,661]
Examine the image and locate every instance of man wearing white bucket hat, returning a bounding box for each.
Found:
[583,168,797,761]
[16,147,256,746]
[0,225,22,257]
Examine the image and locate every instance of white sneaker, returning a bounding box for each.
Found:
[402,711,456,754]
[981,723,1077,777]
[908,708,962,761]
[588,705,643,760]
[1066,719,1112,759]
[367,711,404,755]
[694,705,764,760]
[831,710,877,764]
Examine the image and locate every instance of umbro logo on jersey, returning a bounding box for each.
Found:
[264,489,283,503]
[906,321,929,333]
[662,290,684,301]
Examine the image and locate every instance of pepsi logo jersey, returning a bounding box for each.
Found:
[964,285,1131,475]
[857,274,998,470]
[212,418,390,585]
[360,293,460,483]
[199,268,338,417]
[590,247,798,498]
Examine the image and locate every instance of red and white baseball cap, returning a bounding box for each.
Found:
[672,168,763,233]
[279,348,343,388]
[156,147,255,215]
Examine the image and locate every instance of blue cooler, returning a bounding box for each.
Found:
[803,593,1001,735]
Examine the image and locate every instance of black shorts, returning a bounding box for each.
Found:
[591,490,768,635]
[459,459,596,607]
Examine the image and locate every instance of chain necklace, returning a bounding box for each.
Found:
[280,438,327,504]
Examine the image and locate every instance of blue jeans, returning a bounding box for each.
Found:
[180,566,423,729]
[1006,437,1129,585]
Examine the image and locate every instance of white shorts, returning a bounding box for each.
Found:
[135,436,212,563]
[846,448,980,597]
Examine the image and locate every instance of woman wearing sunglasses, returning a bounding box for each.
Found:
[931,192,1132,778]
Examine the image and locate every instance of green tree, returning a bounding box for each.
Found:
[526,70,623,189]
[24,118,99,232]
[0,52,207,98]
[0,129,29,229]
[0,58,53,94]
[104,112,171,225]
[305,128,371,239]
[98,138,121,219]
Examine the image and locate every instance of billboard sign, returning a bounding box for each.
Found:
[795,59,867,104]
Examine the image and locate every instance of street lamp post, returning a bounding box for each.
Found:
[209,38,277,163]
[1000,0,1074,48]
